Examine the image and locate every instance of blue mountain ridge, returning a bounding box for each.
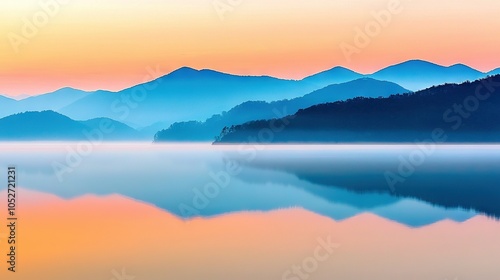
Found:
[301,66,364,88]
[155,78,409,142]
[216,74,500,143]
[57,67,319,128]
[368,60,485,91]
[302,59,488,91]
[0,87,91,119]
[0,111,143,140]
[0,60,498,136]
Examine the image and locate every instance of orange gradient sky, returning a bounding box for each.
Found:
[1,0,500,96]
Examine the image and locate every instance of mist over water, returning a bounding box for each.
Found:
[1,143,499,279]
[1,143,498,224]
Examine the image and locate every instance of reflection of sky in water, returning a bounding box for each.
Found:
[2,189,500,280]
[1,143,499,226]
[1,143,499,280]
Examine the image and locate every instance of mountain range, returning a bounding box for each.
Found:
[1,60,499,141]
[301,66,364,88]
[215,75,500,143]
[369,60,485,91]
[57,68,319,128]
[300,59,493,91]
[154,78,408,141]
[0,69,319,127]
[0,111,142,141]
[0,88,91,119]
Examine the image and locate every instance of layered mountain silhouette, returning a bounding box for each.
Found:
[302,60,487,91]
[0,95,16,110]
[0,60,499,141]
[216,75,500,143]
[0,88,91,119]
[0,111,142,140]
[234,149,500,219]
[154,78,408,142]
[368,60,485,91]
[301,66,364,88]
[57,67,319,128]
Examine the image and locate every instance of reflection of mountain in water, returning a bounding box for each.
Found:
[232,147,500,219]
[0,144,488,226]
[8,188,500,280]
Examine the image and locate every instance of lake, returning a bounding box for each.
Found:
[0,143,499,279]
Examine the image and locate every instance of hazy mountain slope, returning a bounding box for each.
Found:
[0,88,92,119]
[301,66,364,88]
[80,118,142,140]
[369,60,485,91]
[0,111,140,141]
[0,95,17,112]
[58,67,319,128]
[155,78,408,141]
[20,87,91,111]
[0,111,90,140]
[216,75,500,143]
[1,60,496,128]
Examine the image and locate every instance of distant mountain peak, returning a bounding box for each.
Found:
[449,63,467,67]
[448,63,478,71]
[328,66,356,71]
[24,110,62,116]
[404,59,434,64]
[162,66,239,80]
[302,65,364,87]
[57,86,80,91]
[313,77,409,94]
[3,110,73,122]
[162,67,201,79]
[308,66,360,76]
[168,66,199,75]
[370,59,485,91]
[42,87,87,95]
[379,60,481,73]
[0,110,142,141]
[352,77,379,82]
[377,60,441,71]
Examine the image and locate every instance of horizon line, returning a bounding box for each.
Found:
[3,58,499,99]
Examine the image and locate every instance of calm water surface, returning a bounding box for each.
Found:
[0,143,499,279]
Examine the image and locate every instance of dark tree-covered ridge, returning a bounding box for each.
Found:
[216,75,500,143]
